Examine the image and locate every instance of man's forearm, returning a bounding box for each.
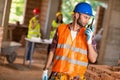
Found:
[43,51,54,70]
[87,44,98,63]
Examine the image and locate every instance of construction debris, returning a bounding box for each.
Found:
[85,64,120,80]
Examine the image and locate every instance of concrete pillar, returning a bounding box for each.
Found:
[2,0,12,41]
[44,0,61,39]
[0,0,5,25]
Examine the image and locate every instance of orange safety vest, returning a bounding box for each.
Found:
[52,24,88,77]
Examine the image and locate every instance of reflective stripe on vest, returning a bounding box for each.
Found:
[55,55,88,66]
[52,24,88,77]
[57,44,87,55]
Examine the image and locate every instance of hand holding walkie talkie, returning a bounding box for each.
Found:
[85,18,94,44]
[87,18,94,31]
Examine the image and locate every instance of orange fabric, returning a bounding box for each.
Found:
[52,24,88,77]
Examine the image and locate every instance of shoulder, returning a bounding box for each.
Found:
[52,20,57,27]
[80,27,86,33]
[31,17,36,20]
[52,20,56,23]
[57,24,69,36]
[82,27,86,30]
[52,20,57,25]
[29,17,36,22]
[58,24,67,30]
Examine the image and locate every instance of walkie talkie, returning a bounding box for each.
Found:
[87,18,94,30]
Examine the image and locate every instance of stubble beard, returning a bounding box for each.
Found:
[77,14,86,27]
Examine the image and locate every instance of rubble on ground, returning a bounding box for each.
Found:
[85,64,120,80]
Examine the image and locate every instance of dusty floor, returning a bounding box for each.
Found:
[0,45,49,80]
[1,45,119,80]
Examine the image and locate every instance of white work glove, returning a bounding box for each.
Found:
[42,70,48,80]
[85,26,94,44]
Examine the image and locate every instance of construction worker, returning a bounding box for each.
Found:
[42,2,98,80]
[26,8,41,61]
[50,12,63,39]
[47,12,63,55]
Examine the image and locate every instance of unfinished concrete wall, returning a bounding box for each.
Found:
[98,0,120,65]
[23,0,42,25]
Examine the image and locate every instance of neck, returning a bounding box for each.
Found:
[71,21,82,31]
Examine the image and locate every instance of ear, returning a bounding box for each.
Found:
[75,13,80,19]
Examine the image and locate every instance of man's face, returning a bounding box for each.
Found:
[77,13,90,27]
[35,14,40,20]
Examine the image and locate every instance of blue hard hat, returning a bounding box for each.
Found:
[74,2,93,16]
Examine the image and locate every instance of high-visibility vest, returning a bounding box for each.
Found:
[27,17,41,39]
[50,20,59,38]
[52,20,58,28]
[52,24,88,77]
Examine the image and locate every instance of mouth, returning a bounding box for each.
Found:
[82,23,86,26]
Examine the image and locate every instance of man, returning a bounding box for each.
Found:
[42,2,97,80]
[26,8,41,61]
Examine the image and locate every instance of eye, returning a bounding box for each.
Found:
[84,16,88,19]
[84,16,90,20]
